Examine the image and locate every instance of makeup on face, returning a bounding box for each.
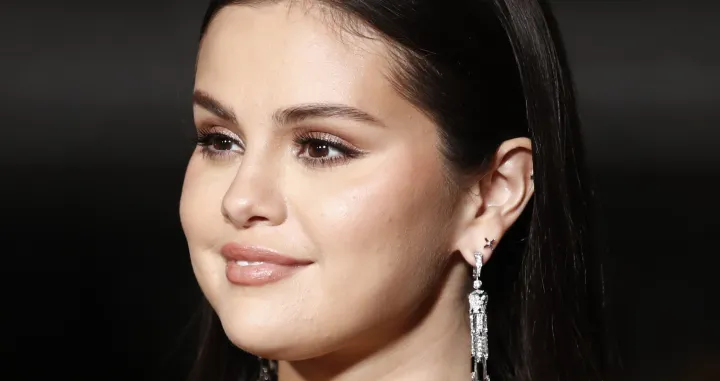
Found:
[221,242,315,286]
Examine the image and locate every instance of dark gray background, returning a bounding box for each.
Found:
[1,1,718,380]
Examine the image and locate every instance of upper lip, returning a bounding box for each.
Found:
[220,242,314,266]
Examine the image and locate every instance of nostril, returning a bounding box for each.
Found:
[243,215,270,228]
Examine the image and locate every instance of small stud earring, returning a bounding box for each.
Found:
[483,238,496,251]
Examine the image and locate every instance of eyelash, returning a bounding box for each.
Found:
[193,128,364,168]
[193,128,242,160]
[293,130,363,168]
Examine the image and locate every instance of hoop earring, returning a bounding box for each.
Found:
[469,238,493,381]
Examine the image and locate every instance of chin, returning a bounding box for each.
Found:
[215,305,333,361]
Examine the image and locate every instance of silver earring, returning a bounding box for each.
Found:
[484,238,496,251]
[257,357,276,381]
[469,240,493,381]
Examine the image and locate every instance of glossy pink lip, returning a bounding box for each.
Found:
[220,243,313,286]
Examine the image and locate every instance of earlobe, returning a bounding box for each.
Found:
[454,217,504,267]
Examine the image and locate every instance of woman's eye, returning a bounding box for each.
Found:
[195,131,243,159]
[302,140,341,159]
[294,135,362,168]
[209,135,240,151]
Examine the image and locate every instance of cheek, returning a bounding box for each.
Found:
[316,156,451,256]
[317,175,434,252]
[179,156,232,284]
[180,157,222,242]
[294,148,454,316]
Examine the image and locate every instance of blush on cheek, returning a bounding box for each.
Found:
[319,180,401,232]
[314,160,447,250]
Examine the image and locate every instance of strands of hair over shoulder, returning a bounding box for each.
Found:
[190,1,615,380]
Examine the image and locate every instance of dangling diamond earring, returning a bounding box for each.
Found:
[469,238,493,381]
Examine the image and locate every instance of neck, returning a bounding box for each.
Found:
[278,261,471,381]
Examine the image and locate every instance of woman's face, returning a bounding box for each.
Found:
[180,3,465,360]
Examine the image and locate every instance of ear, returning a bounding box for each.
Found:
[452,137,534,267]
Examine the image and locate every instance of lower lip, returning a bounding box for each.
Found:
[225,261,308,286]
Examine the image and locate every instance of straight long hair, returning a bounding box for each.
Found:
[188,1,613,380]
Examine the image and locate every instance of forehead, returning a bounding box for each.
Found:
[195,3,401,118]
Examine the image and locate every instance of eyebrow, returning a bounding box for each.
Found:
[193,90,385,128]
[193,90,238,124]
[273,103,385,128]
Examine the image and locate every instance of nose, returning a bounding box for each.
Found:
[221,158,286,229]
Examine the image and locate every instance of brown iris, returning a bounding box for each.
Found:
[306,141,330,158]
[212,136,235,151]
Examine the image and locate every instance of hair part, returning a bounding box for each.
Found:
[191,1,614,380]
